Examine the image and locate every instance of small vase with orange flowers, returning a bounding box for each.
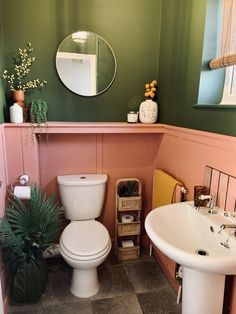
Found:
[139,80,158,124]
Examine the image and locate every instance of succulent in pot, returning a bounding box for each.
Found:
[30,98,48,142]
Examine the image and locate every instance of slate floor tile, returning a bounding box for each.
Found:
[137,290,181,314]
[92,294,142,314]
[125,259,169,293]
[9,250,181,314]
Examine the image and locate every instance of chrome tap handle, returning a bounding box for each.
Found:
[221,230,236,248]
[218,224,236,234]
[218,224,226,234]
[208,195,216,214]
[198,194,212,201]
[209,195,216,208]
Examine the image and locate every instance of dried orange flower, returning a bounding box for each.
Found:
[144,80,157,99]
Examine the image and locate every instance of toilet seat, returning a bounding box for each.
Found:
[60,220,111,261]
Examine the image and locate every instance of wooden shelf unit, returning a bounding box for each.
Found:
[115,178,142,261]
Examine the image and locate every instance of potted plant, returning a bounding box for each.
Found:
[0,186,63,303]
[117,180,140,197]
[139,80,158,124]
[1,42,47,121]
[116,178,142,211]
[30,98,48,142]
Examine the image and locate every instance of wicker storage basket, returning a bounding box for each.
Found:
[117,222,140,236]
[117,196,141,211]
[117,245,140,261]
[116,178,142,211]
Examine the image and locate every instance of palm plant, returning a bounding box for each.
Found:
[0,186,63,302]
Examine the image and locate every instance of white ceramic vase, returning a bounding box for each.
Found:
[139,99,158,124]
[10,103,23,124]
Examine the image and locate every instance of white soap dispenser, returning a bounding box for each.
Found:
[10,103,23,124]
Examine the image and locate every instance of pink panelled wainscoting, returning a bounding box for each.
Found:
[1,122,236,313]
[0,124,7,314]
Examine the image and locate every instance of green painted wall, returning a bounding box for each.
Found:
[1,0,236,136]
[0,0,161,122]
[0,0,5,123]
[158,0,236,136]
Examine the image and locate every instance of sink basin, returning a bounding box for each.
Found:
[145,201,236,274]
[145,201,236,314]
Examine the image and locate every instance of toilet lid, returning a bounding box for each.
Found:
[61,220,110,257]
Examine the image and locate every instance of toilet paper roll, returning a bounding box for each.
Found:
[13,186,31,199]
[121,214,134,223]
[121,240,134,247]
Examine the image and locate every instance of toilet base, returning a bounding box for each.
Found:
[70,267,99,298]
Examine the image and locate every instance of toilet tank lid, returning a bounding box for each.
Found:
[57,174,108,186]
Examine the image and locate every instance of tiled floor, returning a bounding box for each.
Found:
[9,248,181,314]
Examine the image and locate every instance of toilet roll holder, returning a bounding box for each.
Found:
[11,174,30,200]
[19,174,30,185]
[9,174,30,196]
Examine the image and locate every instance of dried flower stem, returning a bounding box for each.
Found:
[2,43,47,91]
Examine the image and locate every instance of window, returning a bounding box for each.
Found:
[198,0,236,106]
[209,0,236,105]
[221,65,236,104]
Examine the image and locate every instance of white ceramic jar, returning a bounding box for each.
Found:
[10,103,23,124]
[139,99,158,124]
[127,111,138,123]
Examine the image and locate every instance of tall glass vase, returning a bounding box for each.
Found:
[139,99,158,124]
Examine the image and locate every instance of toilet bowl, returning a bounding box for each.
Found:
[60,220,111,297]
[57,174,111,298]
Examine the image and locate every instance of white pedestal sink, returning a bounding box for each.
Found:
[145,202,236,314]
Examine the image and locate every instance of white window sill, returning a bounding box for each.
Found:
[193,104,236,109]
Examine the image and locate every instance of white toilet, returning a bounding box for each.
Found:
[57,174,111,298]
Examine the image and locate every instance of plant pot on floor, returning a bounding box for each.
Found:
[0,186,63,304]
[12,256,48,303]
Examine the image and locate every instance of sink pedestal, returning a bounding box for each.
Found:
[182,267,225,314]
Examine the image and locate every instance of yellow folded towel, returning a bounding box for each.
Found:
[152,169,182,208]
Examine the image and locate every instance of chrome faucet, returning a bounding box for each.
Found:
[198,194,216,214]
[220,232,236,248]
[218,224,236,248]
[218,224,236,234]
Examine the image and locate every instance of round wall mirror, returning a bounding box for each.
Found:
[56,31,117,96]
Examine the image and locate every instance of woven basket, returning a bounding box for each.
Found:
[117,246,140,261]
[116,178,142,211]
[117,221,140,236]
[117,196,141,211]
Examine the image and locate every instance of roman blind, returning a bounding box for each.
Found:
[209,0,236,69]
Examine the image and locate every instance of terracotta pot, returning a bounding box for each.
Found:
[12,90,28,121]
[12,90,25,107]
